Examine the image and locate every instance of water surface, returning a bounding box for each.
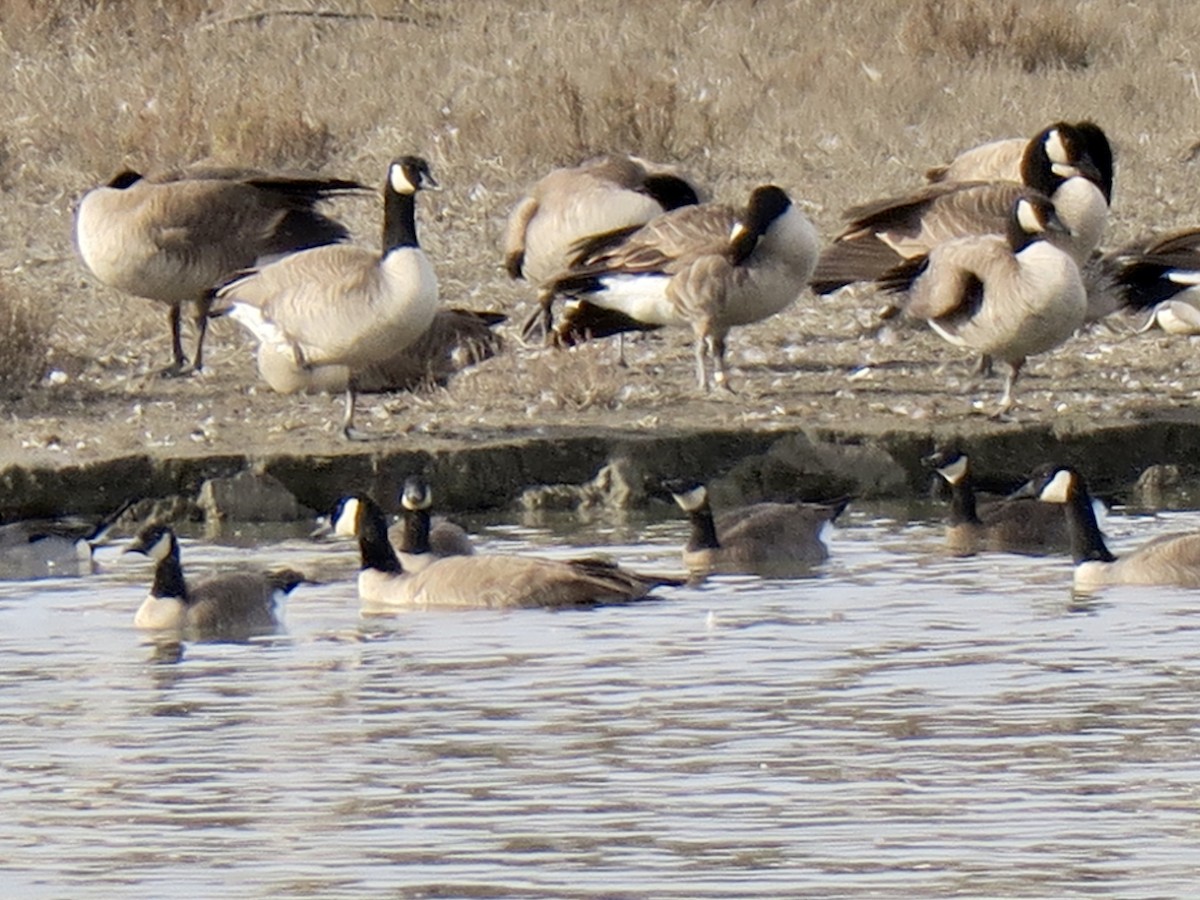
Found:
[2,506,1199,898]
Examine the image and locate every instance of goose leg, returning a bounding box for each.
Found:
[190,295,213,373]
[711,333,735,394]
[991,359,1023,419]
[341,386,364,441]
[160,304,190,377]
[693,335,710,391]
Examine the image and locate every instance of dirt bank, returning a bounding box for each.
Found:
[4,294,1200,521]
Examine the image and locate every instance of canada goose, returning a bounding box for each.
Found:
[542,184,819,391]
[239,307,504,395]
[0,502,127,579]
[212,156,441,440]
[812,121,1112,295]
[331,493,681,611]
[664,479,847,577]
[505,155,701,336]
[877,196,1087,416]
[925,138,1027,184]
[1013,464,1200,590]
[125,524,305,638]
[1107,226,1200,333]
[926,449,1072,556]
[387,475,474,572]
[75,166,364,376]
[924,121,1113,192]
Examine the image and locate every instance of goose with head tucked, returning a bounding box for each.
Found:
[212,156,442,439]
[1013,464,1200,590]
[876,195,1087,417]
[506,154,701,338]
[812,120,1112,296]
[332,493,680,612]
[125,523,305,639]
[543,184,819,391]
[75,166,364,376]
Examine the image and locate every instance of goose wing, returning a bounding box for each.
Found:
[569,203,735,276]
[925,138,1026,184]
[402,554,671,609]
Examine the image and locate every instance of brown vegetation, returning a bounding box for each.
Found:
[2,0,1199,443]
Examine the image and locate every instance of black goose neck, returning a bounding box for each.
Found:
[382,187,419,253]
[359,498,404,574]
[1062,482,1117,564]
[1020,135,1059,197]
[398,507,431,555]
[946,475,981,526]
[685,504,721,553]
[151,535,190,604]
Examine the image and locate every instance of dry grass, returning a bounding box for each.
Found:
[3,0,1200,401]
[0,278,50,394]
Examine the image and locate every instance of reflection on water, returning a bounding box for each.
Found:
[1,505,1199,897]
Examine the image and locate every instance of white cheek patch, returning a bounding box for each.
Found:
[389,164,416,194]
[1167,270,1200,286]
[148,531,173,562]
[333,497,361,537]
[1045,128,1069,164]
[1039,469,1074,504]
[729,222,748,243]
[937,455,969,485]
[1016,199,1042,234]
[1051,162,1080,178]
[673,485,708,512]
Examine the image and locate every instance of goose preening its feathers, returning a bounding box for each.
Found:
[812,121,1112,298]
[1013,465,1200,590]
[212,156,442,440]
[332,493,681,612]
[877,196,1087,416]
[664,479,847,577]
[238,307,504,396]
[125,524,305,639]
[75,166,364,376]
[540,184,819,391]
[505,154,701,338]
[0,502,129,579]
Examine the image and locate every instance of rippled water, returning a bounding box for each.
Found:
[2,505,1200,898]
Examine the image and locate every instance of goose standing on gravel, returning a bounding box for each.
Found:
[505,154,701,337]
[387,474,475,572]
[212,156,442,440]
[125,523,306,639]
[332,493,680,611]
[877,196,1087,417]
[664,479,847,577]
[926,449,1073,556]
[1013,464,1200,590]
[812,120,1113,296]
[543,184,819,391]
[75,166,364,376]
